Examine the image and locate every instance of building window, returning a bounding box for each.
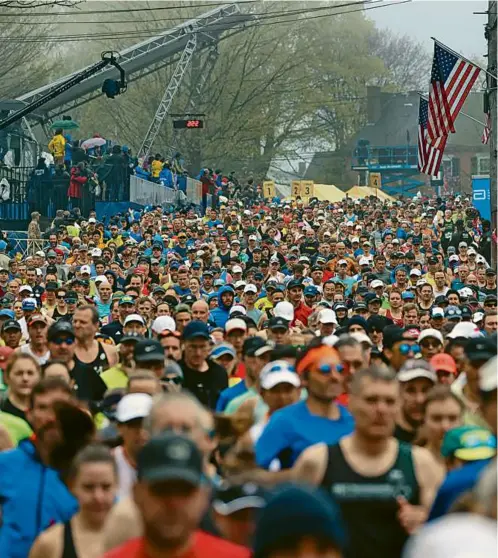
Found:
[478,157,490,175]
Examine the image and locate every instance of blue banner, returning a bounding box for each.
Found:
[472,176,491,220]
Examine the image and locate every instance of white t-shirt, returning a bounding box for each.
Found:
[114,445,136,501]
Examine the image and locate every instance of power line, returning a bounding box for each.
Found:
[0,0,363,24]
[0,1,253,17]
[0,1,409,42]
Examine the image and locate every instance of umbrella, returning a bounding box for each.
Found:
[50,119,80,130]
[81,137,107,150]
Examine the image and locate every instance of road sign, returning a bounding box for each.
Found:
[263,180,276,199]
[300,180,314,198]
[291,180,301,197]
[369,172,381,188]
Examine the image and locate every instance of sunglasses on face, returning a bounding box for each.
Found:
[65,298,77,304]
[399,343,420,355]
[51,337,75,346]
[161,375,183,386]
[317,362,345,375]
[57,295,65,299]
[420,339,441,349]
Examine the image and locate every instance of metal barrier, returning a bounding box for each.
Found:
[186,177,202,205]
[129,175,187,206]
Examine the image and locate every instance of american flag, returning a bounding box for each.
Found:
[427,43,481,148]
[418,97,447,176]
[482,112,491,145]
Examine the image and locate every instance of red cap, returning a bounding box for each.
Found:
[430,353,457,374]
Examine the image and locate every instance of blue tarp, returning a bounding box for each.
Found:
[95,201,143,224]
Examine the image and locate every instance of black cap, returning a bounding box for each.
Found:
[460,305,472,319]
[243,336,268,356]
[382,325,406,349]
[137,433,203,486]
[485,268,497,276]
[434,295,448,305]
[428,256,438,265]
[134,339,165,362]
[353,302,368,311]
[465,337,497,362]
[213,482,268,515]
[47,320,75,341]
[2,319,20,333]
[287,279,304,290]
[121,332,144,344]
[181,294,196,306]
[45,281,59,291]
[268,316,289,331]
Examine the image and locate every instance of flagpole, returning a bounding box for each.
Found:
[431,37,497,79]
[418,93,488,128]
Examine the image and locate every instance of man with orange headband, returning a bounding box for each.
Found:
[293,365,443,558]
[255,343,354,469]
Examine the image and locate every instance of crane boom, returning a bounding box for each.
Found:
[0,52,126,131]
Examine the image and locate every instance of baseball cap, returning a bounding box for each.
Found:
[244,283,258,294]
[319,309,338,325]
[260,360,301,390]
[121,332,143,344]
[80,265,91,275]
[431,307,444,319]
[441,425,496,461]
[445,305,462,320]
[225,318,247,334]
[133,339,165,363]
[359,257,370,266]
[124,314,145,326]
[116,393,153,423]
[401,291,415,300]
[232,265,243,274]
[430,353,457,374]
[243,336,273,357]
[409,269,422,277]
[268,316,290,331]
[397,359,437,383]
[479,356,497,392]
[0,310,14,319]
[210,343,236,360]
[151,316,176,334]
[1,319,20,333]
[465,337,497,362]
[274,301,294,322]
[417,328,444,345]
[27,314,47,327]
[213,483,268,516]
[286,279,304,290]
[137,433,204,486]
[182,320,210,341]
[118,295,135,306]
[47,320,74,341]
[304,285,319,297]
[371,280,384,289]
[447,321,483,339]
[19,285,33,294]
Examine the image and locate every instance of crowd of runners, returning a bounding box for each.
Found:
[0,188,495,558]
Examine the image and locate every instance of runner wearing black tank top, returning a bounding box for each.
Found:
[293,366,444,558]
[28,445,117,558]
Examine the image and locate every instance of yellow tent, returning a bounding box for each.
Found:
[313,184,346,202]
[346,186,395,202]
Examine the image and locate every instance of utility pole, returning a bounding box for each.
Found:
[487,0,497,266]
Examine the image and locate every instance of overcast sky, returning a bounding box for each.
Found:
[368,0,488,60]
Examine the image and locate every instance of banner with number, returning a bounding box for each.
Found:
[263,181,276,199]
[291,181,301,198]
[300,180,314,198]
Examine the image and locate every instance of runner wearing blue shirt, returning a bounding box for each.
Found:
[256,344,354,469]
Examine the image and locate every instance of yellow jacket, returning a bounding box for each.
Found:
[48,134,66,158]
[151,160,163,178]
